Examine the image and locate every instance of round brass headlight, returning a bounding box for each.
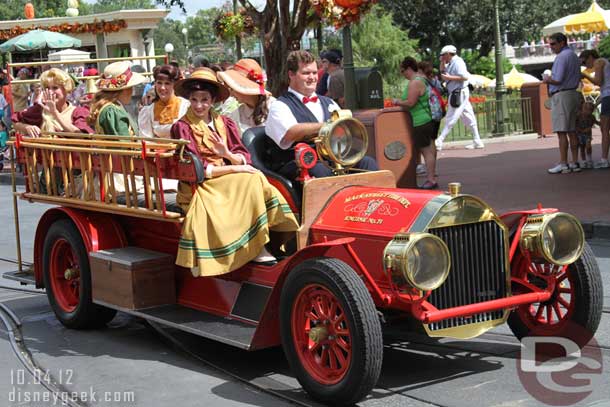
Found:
[383,233,451,291]
[519,212,584,265]
[318,116,368,167]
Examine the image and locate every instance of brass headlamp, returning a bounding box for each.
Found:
[383,232,451,291]
[316,109,368,174]
[519,212,584,266]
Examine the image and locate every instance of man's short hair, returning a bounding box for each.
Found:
[192,55,210,68]
[549,33,568,45]
[287,50,316,74]
[322,49,342,65]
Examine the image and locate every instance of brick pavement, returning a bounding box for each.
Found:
[430,130,609,225]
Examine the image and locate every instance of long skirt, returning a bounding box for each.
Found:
[176,172,299,277]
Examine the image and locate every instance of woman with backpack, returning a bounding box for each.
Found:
[393,57,439,189]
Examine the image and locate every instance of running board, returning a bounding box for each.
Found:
[94,301,257,350]
[2,270,36,286]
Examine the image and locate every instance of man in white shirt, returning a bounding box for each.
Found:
[265,50,377,181]
[435,45,484,150]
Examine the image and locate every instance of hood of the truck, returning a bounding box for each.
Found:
[310,186,449,238]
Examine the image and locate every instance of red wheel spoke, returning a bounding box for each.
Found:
[534,303,544,321]
[313,297,328,320]
[558,287,572,294]
[335,336,351,352]
[320,347,329,367]
[331,344,347,368]
[546,305,553,324]
[309,341,321,353]
[328,346,338,370]
[553,302,564,321]
[329,301,337,319]
[557,296,570,308]
[306,311,318,322]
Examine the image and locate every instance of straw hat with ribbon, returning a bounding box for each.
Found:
[175,67,230,101]
[217,59,268,96]
[96,61,146,92]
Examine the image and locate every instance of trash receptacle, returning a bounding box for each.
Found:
[355,67,384,109]
[521,82,553,137]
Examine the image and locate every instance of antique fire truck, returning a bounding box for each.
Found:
[6,108,603,406]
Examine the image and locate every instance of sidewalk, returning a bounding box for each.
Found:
[433,130,610,237]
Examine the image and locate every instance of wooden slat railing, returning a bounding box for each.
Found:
[11,132,195,222]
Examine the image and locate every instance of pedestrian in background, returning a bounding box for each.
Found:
[575,100,597,169]
[580,49,610,168]
[325,49,345,108]
[435,45,483,150]
[393,57,439,189]
[12,68,31,112]
[544,32,582,174]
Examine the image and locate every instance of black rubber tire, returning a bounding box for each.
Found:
[42,219,116,329]
[508,242,603,348]
[280,257,383,405]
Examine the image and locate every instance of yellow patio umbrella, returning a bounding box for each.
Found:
[489,67,540,89]
[565,1,608,34]
[542,1,609,35]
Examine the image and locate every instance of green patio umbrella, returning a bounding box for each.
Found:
[0,29,81,53]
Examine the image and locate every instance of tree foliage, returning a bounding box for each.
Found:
[598,35,610,59]
[79,0,155,14]
[380,0,607,56]
[0,0,67,20]
[461,50,513,78]
[350,6,419,97]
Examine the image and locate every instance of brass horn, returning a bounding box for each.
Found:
[316,109,368,174]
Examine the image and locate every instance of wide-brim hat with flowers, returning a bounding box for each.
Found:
[174,67,230,101]
[96,61,146,92]
[217,59,269,96]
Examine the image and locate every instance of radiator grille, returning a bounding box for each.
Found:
[427,220,508,331]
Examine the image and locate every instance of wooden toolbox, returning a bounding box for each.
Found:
[90,247,176,309]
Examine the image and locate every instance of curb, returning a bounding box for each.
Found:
[0,172,25,186]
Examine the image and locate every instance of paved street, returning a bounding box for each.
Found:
[0,174,609,406]
[433,131,610,225]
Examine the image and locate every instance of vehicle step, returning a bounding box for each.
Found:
[94,302,257,350]
[2,270,36,285]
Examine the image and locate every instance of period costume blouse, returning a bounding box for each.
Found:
[12,103,93,134]
[138,95,190,138]
[170,109,298,277]
[94,102,141,195]
[226,95,275,135]
[95,102,138,136]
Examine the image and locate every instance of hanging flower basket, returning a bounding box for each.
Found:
[213,10,256,41]
[310,0,377,29]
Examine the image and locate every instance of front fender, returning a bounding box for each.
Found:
[249,237,356,350]
[33,208,127,287]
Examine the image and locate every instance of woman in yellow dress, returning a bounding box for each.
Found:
[171,68,299,277]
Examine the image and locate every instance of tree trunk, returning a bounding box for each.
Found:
[241,0,317,96]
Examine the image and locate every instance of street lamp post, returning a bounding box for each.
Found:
[342,26,357,110]
[493,0,509,135]
[164,43,174,63]
[181,27,189,64]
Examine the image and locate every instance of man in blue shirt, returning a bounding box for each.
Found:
[544,32,582,174]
